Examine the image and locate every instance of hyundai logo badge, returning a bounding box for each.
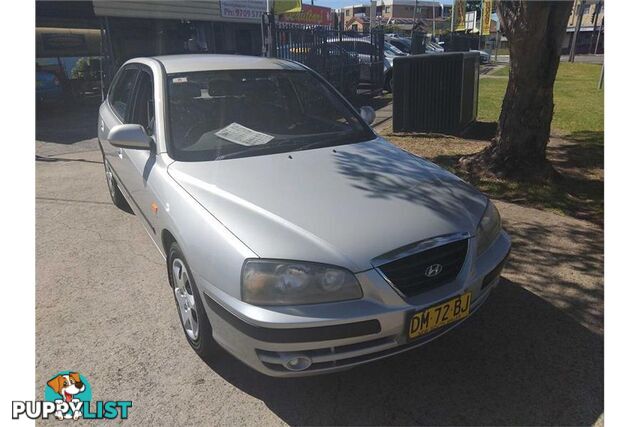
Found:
[425,264,443,277]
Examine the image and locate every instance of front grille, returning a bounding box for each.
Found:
[378,239,469,297]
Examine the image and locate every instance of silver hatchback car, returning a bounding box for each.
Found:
[98,54,510,377]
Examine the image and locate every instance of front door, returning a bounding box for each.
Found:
[99,66,140,189]
[121,67,159,235]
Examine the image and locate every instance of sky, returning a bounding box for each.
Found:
[311,0,453,10]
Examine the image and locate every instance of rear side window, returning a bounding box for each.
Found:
[108,68,139,121]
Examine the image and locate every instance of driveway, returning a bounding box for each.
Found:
[36,103,603,425]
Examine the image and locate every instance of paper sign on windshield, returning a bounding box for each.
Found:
[215,123,274,146]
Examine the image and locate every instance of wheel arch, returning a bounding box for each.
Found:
[161,228,177,257]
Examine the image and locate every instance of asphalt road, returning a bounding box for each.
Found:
[36,102,603,426]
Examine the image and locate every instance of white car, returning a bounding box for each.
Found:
[98,54,510,376]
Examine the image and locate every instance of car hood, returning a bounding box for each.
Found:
[167,138,487,272]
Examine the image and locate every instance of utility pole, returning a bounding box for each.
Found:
[370,0,377,34]
[411,0,418,40]
[432,1,436,40]
[477,0,483,50]
[598,63,604,89]
[590,0,601,53]
[450,0,455,33]
[569,0,585,62]
[594,17,603,54]
[262,0,276,58]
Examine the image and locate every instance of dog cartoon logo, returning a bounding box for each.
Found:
[45,371,92,420]
[13,371,131,420]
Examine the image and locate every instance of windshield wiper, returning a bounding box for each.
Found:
[289,140,333,152]
[214,142,293,161]
[215,132,357,160]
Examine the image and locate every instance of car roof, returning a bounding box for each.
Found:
[144,54,306,74]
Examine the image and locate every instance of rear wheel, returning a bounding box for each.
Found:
[167,242,219,361]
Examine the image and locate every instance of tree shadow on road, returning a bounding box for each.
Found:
[501,214,603,333]
[204,279,603,426]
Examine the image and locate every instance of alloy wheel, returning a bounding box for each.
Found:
[172,258,199,341]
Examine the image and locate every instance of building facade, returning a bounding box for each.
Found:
[340,1,443,32]
[564,0,604,54]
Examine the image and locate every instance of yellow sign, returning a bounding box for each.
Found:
[274,0,302,14]
[481,0,493,35]
[453,0,467,32]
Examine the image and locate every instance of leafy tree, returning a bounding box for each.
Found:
[461,0,573,179]
[71,57,92,80]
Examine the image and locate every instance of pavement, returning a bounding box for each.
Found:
[486,54,604,65]
[36,101,603,425]
[561,54,604,64]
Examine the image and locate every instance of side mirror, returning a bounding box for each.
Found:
[107,124,151,150]
[360,106,376,125]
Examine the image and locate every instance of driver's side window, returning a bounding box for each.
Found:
[131,71,155,135]
[108,68,138,121]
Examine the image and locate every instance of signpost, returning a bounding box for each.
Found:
[569,0,586,63]
[453,0,467,32]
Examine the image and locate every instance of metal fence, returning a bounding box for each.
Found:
[263,20,386,98]
[393,52,479,134]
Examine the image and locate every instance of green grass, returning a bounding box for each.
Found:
[384,62,605,225]
[479,63,604,136]
[490,65,510,77]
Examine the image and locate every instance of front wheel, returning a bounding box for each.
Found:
[167,242,219,361]
[384,73,393,93]
[102,156,132,213]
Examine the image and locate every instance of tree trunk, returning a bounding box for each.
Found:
[461,0,573,179]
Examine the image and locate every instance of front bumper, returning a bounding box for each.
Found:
[199,231,510,377]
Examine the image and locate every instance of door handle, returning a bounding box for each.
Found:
[118,148,123,159]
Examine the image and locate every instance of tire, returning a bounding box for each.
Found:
[167,242,219,361]
[384,72,393,93]
[102,154,132,214]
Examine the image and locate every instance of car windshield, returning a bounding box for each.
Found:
[166,69,374,161]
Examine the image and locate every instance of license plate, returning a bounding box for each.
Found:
[408,292,472,340]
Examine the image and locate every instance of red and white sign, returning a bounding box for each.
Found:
[278,4,333,26]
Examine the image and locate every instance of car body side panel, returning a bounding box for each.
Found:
[145,155,257,298]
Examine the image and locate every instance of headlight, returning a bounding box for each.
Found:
[476,200,502,256]
[241,260,363,306]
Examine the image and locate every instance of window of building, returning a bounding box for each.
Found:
[385,6,390,13]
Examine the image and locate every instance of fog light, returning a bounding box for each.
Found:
[283,355,312,371]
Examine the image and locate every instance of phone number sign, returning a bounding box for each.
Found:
[220,0,267,20]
